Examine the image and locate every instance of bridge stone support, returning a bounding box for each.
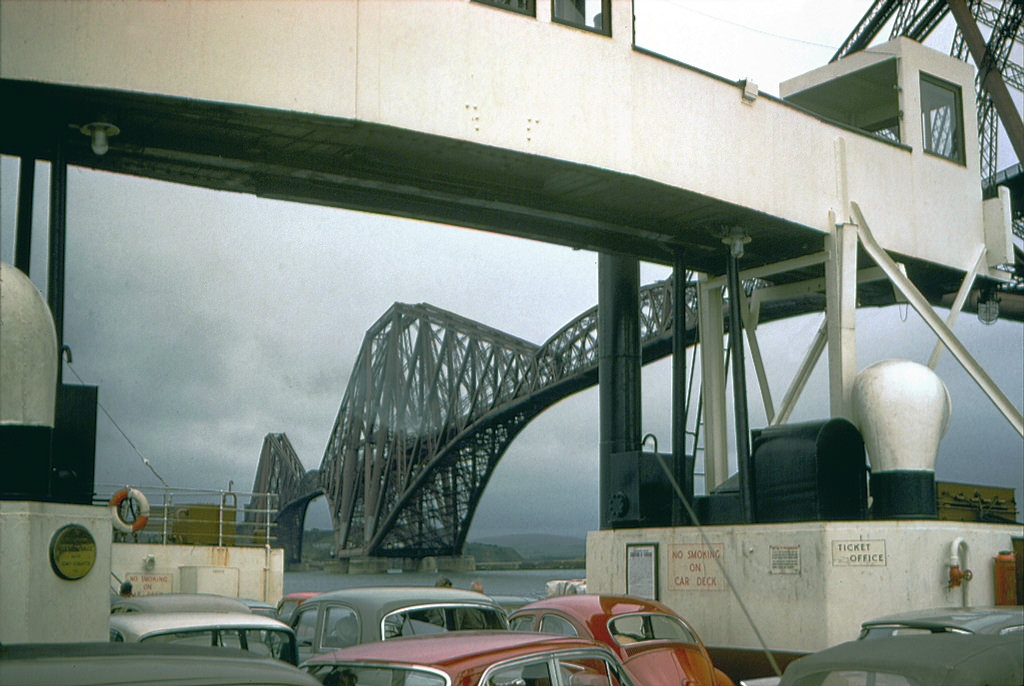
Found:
[276,501,307,564]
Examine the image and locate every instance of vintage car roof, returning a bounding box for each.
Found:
[0,642,320,686]
[110,592,252,614]
[280,592,320,601]
[860,605,1024,635]
[304,630,608,668]
[511,594,683,623]
[779,634,1024,686]
[239,598,278,616]
[302,586,504,614]
[110,610,293,641]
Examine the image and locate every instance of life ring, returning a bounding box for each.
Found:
[110,487,150,533]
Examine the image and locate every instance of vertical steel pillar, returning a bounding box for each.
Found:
[48,149,68,386]
[598,253,641,530]
[671,255,693,521]
[698,281,727,491]
[15,158,36,274]
[726,252,753,522]
[825,219,858,419]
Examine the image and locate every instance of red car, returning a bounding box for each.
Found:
[509,595,735,686]
[302,630,637,686]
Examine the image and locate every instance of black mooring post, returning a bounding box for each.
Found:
[48,148,68,387]
[727,250,753,523]
[598,253,641,530]
[15,157,36,274]
[672,254,693,524]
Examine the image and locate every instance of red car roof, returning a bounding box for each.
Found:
[513,594,682,624]
[305,630,605,668]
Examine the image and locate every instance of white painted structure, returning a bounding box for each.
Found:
[588,355,1021,652]
[587,520,1022,652]
[1,0,1020,657]
[111,542,284,601]
[0,500,113,643]
[0,2,1011,280]
[0,263,112,643]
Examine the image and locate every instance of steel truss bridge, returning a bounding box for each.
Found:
[250,278,681,562]
[248,274,876,562]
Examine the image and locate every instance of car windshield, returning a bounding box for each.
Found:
[382,605,507,638]
[306,664,447,686]
[608,613,697,645]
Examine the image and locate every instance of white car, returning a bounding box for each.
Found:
[109,611,298,664]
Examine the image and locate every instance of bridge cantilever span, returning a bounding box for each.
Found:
[246,277,838,561]
[249,278,692,561]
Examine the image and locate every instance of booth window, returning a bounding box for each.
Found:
[552,0,610,35]
[865,117,900,144]
[473,0,535,16]
[920,74,964,164]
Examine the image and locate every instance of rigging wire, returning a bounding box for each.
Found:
[64,360,170,488]
[653,451,784,678]
[658,0,841,50]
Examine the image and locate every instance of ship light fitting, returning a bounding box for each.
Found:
[722,228,751,258]
[79,122,119,156]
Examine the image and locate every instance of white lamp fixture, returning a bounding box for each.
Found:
[852,359,951,518]
[79,122,119,156]
[977,287,1000,325]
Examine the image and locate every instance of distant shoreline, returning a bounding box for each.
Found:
[285,558,585,573]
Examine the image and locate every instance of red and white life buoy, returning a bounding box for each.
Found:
[109,487,150,533]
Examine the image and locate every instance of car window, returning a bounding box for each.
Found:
[220,628,245,650]
[509,614,536,631]
[322,606,360,650]
[231,628,295,663]
[307,664,447,686]
[277,599,299,620]
[559,655,628,686]
[487,659,553,686]
[141,630,216,647]
[451,606,506,630]
[383,605,506,639]
[608,613,696,645]
[539,614,578,637]
[294,606,319,661]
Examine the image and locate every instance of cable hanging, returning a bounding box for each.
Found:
[64,358,170,488]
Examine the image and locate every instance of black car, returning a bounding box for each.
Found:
[858,605,1024,639]
[779,633,1023,686]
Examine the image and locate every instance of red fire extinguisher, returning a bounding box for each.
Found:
[994,551,1017,605]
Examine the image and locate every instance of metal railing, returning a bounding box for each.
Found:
[97,482,278,547]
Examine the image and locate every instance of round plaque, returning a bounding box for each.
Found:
[49,524,97,580]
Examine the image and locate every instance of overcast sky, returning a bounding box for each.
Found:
[2,1,1021,538]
